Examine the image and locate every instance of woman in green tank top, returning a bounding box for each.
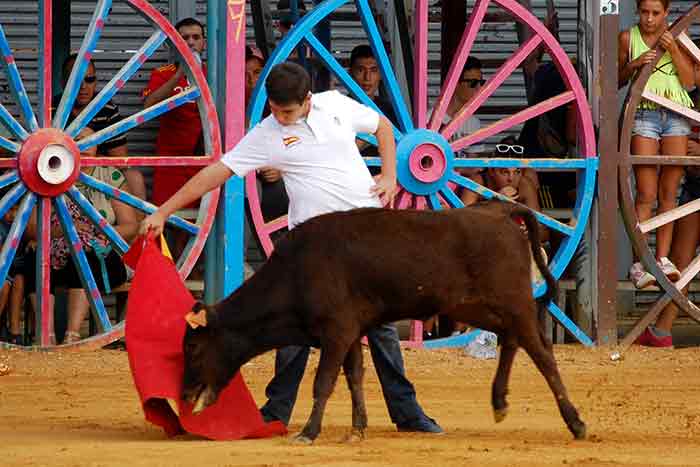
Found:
[618,0,695,291]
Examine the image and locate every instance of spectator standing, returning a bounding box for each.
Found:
[618,0,694,289]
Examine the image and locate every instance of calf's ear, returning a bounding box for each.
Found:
[185,308,208,329]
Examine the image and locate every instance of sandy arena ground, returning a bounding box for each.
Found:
[1,345,700,466]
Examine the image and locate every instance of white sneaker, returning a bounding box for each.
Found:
[658,257,681,282]
[629,262,656,289]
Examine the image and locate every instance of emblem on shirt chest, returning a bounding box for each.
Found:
[282,136,301,148]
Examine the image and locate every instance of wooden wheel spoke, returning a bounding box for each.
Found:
[428,0,490,131]
[35,197,53,346]
[77,173,199,235]
[639,198,700,234]
[450,172,574,236]
[0,102,28,143]
[0,192,35,289]
[261,216,288,236]
[0,27,38,132]
[0,183,27,220]
[427,193,442,211]
[80,155,211,168]
[641,90,700,124]
[439,186,464,208]
[54,195,112,334]
[0,171,19,190]
[675,252,700,292]
[678,32,700,65]
[393,189,412,209]
[38,0,52,128]
[302,33,402,139]
[77,87,200,153]
[355,0,413,132]
[630,155,700,165]
[66,30,167,138]
[53,0,112,130]
[66,187,129,255]
[451,91,575,153]
[441,34,543,141]
[452,157,588,170]
[413,0,429,127]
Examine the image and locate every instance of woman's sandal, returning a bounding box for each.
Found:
[63,331,81,345]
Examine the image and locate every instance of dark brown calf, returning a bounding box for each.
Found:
[182,204,585,443]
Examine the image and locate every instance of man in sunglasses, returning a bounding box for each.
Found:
[55,54,145,200]
[433,56,486,157]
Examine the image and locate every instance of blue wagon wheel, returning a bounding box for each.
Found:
[0,0,221,350]
[247,0,597,347]
[618,5,700,348]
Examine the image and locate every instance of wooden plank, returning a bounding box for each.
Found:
[631,155,700,165]
[639,198,700,234]
[677,31,700,64]
[595,11,620,346]
[642,89,700,123]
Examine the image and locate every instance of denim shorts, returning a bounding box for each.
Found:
[632,108,691,140]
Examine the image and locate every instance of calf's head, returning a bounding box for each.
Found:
[181,302,254,414]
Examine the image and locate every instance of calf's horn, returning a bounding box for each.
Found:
[185,309,208,329]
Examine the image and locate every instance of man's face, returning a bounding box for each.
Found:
[456,68,483,104]
[64,61,97,109]
[245,58,264,102]
[269,94,311,126]
[350,56,381,97]
[178,24,205,54]
[488,167,522,191]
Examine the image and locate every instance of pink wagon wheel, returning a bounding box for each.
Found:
[618,5,700,348]
[0,0,221,350]
[246,0,597,347]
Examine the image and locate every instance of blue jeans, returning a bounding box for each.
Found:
[260,323,427,426]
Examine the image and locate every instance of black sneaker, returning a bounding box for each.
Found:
[397,416,444,434]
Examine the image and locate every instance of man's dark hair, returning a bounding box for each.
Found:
[463,56,482,74]
[175,17,205,36]
[350,44,375,68]
[62,52,95,82]
[265,62,311,105]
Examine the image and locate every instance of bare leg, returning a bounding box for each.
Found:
[657,211,700,332]
[65,288,90,343]
[517,309,586,439]
[491,332,518,423]
[296,339,350,444]
[8,275,24,335]
[632,136,660,258]
[656,136,688,259]
[342,339,367,442]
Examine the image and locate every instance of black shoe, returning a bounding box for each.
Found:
[7,333,22,346]
[397,416,444,434]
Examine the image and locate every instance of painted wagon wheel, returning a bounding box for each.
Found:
[247,0,597,348]
[618,5,700,348]
[0,0,221,350]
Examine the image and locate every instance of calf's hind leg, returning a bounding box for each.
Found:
[492,333,518,423]
[517,315,586,440]
[294,337,350,444]
[342,339,368,442]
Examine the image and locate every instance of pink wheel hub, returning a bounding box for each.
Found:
[18,128,80,196]
[408,143,446,183]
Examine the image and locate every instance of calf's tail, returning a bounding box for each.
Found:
[510,206,558,306]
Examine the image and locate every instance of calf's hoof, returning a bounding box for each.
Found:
[569,420,587,440]
[341,428,366,443]
[290,433,314,445]
[493,407,508,423]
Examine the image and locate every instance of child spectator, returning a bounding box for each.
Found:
[0,205,26,345]
[618,0,694,289]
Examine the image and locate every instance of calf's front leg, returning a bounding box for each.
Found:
[342,339,367,442]
[294,340,350,444]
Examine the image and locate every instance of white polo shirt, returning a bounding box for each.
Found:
[221,90,382,229]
